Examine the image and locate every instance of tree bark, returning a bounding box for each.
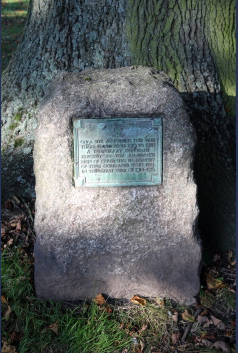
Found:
[1,0,235,254]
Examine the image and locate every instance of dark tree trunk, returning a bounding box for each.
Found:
[1,0,235,254]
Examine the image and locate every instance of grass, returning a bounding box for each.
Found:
[1,240,236,353]
[1,248,133,353]
[1,0,30,73]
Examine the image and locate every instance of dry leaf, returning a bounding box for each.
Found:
[200,309,208,316]
[182,309,195,322]
[138,324,148,334]
[1,295,8,305]
[49,321,58,335]
[201,339,213,348]
[16,221,22,231]
[130,295,147,306]
[211,341,230,353]
[225,330,233,338]
[4,305,12,320]
[172,311,178,322]
[201,332,216,341]
[1,340,18,353]
[201,290,215,307]
[7,239,14,246]
[105,307,113,313]
[197,315,210,325]
[172,332,181,344]
[211,315,226,330]
[206,274,224,289]
[93,294,106,305]
[139,339,145,352]
[156,298,165,307]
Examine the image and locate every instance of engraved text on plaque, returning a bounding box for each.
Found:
[73,118,162,187]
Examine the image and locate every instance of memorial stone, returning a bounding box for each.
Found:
[34,66,202,305]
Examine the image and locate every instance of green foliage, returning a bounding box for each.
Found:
[1,0,30,72]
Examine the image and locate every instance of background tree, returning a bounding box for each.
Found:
[1,0,235,254]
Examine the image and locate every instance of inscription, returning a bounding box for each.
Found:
[79,137,156,174]
[73,118,162,187]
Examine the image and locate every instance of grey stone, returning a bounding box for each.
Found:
[34,66,202,305]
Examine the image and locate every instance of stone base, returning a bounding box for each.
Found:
[34,66,202,304]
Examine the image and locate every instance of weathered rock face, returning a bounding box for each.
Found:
[34,66,202,305]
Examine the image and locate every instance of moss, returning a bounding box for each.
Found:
[14,113,22,121]
[84,77,92,81]
[9,122,19,130]
[14,138,24,148]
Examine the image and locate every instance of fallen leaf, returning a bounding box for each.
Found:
[16,221,21,231]
[197,315,210,325]
[225,330,233,338]
[139,339,145,352]
[200,332,216,341]
[4,305,12,320]
[93,294,106,305]
[201,290,215,307]
[172,311,178,322]
[105,307,113,313]
[182,309,195,322]
[138,324,148,334]
[12,196,21,204]
[7,239,14,245]
[200,309,208,316]
[1,295,8,305]
[49,321,58,335]
[130,295,147,306]
[1,340,18,353]
[172,331,181,344]
[156,298,165,307]
[206,274,225,289]
[210,341,230,353]
[211,315,226,330]
[201,339,213,348]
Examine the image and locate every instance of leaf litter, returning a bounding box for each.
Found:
[1,198,236,353]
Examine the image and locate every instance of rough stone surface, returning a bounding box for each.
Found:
[34,66,202,305]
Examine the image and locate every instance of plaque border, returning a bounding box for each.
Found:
[73,117,163,187]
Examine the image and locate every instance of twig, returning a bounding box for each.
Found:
[181,307,203,342]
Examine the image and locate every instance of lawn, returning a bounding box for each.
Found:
[1,0,30,73]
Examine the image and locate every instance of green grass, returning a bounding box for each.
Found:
[1,0,30,73]
[1,241,236,353]
[1,247,148,353]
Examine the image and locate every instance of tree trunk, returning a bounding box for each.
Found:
[1,0,235,254]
